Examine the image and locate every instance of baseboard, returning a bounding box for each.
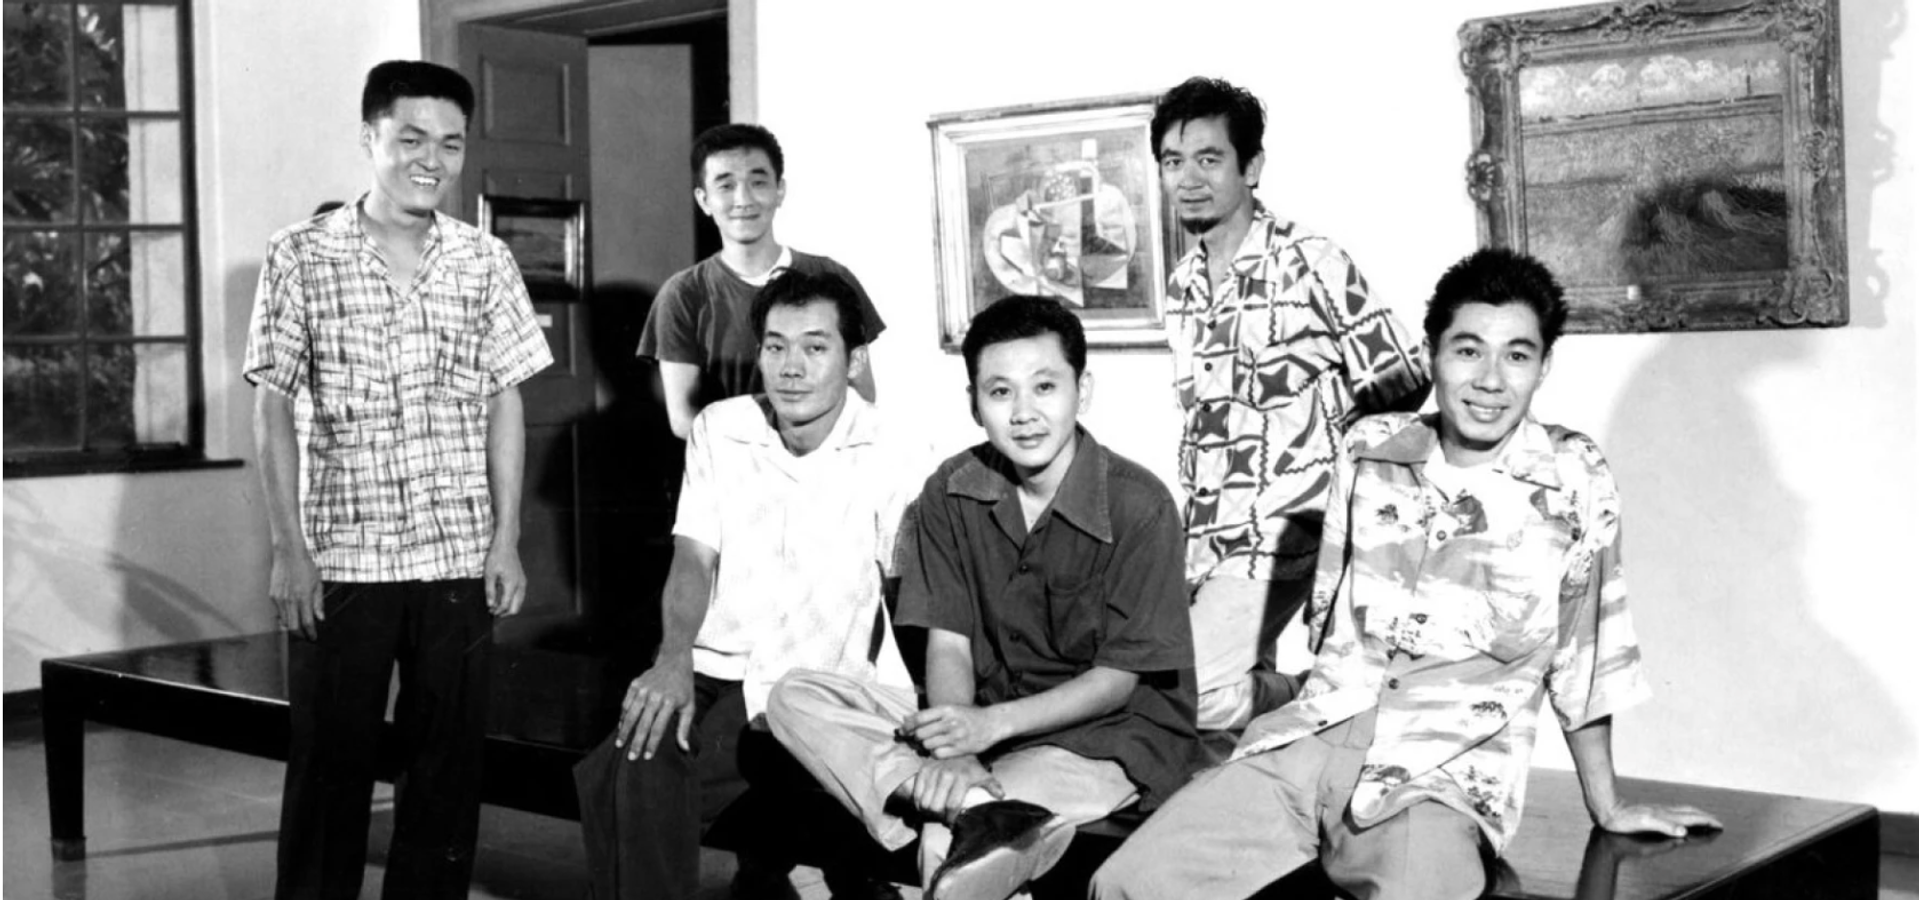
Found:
[5,688,42,719]
[1886,811,1919,857]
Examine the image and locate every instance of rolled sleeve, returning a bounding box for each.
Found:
[1312,245,1429,417]
[1091,496,1192,673]
[636,272,702,365]
[672,411,723,554]
[1547,448,1652,730]
[242,238,310,398]
[480,236,554,393]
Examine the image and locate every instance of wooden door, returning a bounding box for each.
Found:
[458,24,594,641]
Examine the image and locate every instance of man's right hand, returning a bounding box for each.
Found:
[616,652,695,761]
[269,549,324,641]
[908,754,1002,823]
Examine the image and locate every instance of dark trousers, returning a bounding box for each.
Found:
[574,674,815,900]
[276,579,493,900]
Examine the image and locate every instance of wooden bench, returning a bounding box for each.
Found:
[42,633,1880,898]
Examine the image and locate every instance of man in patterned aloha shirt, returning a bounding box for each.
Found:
[1092,248,1721,900]
[1151,77,1432,732]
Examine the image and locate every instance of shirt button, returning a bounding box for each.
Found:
[1435,531,1449,542]
[1203,362,1214,372]
[1388,678,1401,690]
[1017,563,1030,574]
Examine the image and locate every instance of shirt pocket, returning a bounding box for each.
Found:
[310,313,390,438]
[1464,520,1574,661]
[1245,299,1337,411]
[431,328,488,402]
[1043,573,1104,662]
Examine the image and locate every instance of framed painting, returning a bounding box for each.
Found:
[1459,0,1846,332]
[929,93,1181,350]
[478,195,587,302]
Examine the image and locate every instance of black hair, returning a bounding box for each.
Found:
[1150,77,1265,172]
[960,295,1088,386]
[751,267,867,352]
[1425,248,1570,353]
[691,123,785,187]
[361,60,474,124]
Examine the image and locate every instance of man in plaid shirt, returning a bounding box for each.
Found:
[243,61,551,900]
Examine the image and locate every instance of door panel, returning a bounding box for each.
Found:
[459,23,594,640]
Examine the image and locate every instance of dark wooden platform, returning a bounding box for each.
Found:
[42,633,1880,898]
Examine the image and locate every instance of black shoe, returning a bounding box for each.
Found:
[729,854,800,900]
[926,799,1074,900]
[822,866,905,900]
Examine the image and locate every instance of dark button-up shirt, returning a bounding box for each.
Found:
[897,429,1204,809]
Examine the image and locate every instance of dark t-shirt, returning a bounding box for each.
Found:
[896,428,1205,810]
[635,250,885,409]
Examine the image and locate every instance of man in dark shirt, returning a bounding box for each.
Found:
[637,123,885,438]
[766,295,1203,900]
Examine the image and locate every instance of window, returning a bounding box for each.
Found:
[4,1,209,477]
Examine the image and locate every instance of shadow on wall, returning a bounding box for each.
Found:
[1840,0,1903,328]
[1603,331,1912,798]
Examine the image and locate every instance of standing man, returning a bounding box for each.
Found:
[1153,77,1430,731]
[1092,249,1721,900]
[245,61,553,899]
[639,123,885,440]
[576,268,923,900]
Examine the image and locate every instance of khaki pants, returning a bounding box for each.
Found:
[1091,709,1487,900]
[1191,575,1312,731]
[766,669,1138,891]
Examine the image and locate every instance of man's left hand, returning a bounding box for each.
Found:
[1596,801,1723,838]
[484,542,528,616]
[901,704,1004,759]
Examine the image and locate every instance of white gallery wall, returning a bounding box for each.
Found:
[2,0,1912,824]
[755,0,1917,816]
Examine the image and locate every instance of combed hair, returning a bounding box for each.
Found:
[751,268,866,351]
[1425,248,1570,353]
[1150,77,1265,171]
[362,60,474,123]
[691,123,785,186]
[960,295,1088,385]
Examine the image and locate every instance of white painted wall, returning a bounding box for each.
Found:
[3,1,423,688]
[756,0,1918,816]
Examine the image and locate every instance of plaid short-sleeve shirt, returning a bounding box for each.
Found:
[243,201,554,581]
[1165,204,1429,584]
[1232,413,1651,853]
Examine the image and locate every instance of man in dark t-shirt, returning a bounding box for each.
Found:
[638,123,884,438]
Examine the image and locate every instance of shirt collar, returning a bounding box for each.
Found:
[944,426,1115,543]
[722,393,882,453]
[1186,201,1281,275]
[1356,413,1563,490]
[312,193,480,264]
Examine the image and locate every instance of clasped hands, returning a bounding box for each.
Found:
[895,704,1009,822]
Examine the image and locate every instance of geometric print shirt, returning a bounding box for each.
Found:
[242,200,553,582]
[1230,413,1651,854]
[1164,203,1429,584]
[674,394,924,719]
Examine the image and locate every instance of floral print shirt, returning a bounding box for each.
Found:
[1230,412,1651,853]
[1164,204,1429,585]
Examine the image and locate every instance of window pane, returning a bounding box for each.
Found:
[78,115,126,221]
[87,339,185,446]
[87,230,182,336]
[4,117,76,223]
[4,230,80,335]
[4,343,82,450]
[3,3,73,108]
[77,4,176,111]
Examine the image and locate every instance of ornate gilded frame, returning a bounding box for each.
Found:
[1460,0,1846,332]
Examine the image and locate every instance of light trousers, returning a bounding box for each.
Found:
[1091,708,1487,900]
[1191,575,1312,731]
[765,669,1138,891]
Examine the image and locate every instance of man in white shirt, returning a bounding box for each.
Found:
[575,267,922,900]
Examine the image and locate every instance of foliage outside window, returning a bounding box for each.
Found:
[4,0,204,476]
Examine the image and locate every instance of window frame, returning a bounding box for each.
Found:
[3,0,213,478]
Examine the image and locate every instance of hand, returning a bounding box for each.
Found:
[616,653,695,761]
[483,541,528,617]
[906,754,1002,822]
[1595,801,1723,838]
[901,704,1005,759]
[268,548,324,641]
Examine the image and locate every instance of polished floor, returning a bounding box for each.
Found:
[1,721,1910,899]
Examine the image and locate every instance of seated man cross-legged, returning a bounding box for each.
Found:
[573,268,922,900]
[1092,249,1722,900]
[767,295,1206,900]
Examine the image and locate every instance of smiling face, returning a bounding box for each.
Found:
[696,148,784,247]
[759,298,863,435]
[1156,115,1262,238]
[1431,301,1553,467]
[362,96,466,219]
[970,333,1092,485]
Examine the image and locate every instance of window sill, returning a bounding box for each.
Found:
[3,455,244,480]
